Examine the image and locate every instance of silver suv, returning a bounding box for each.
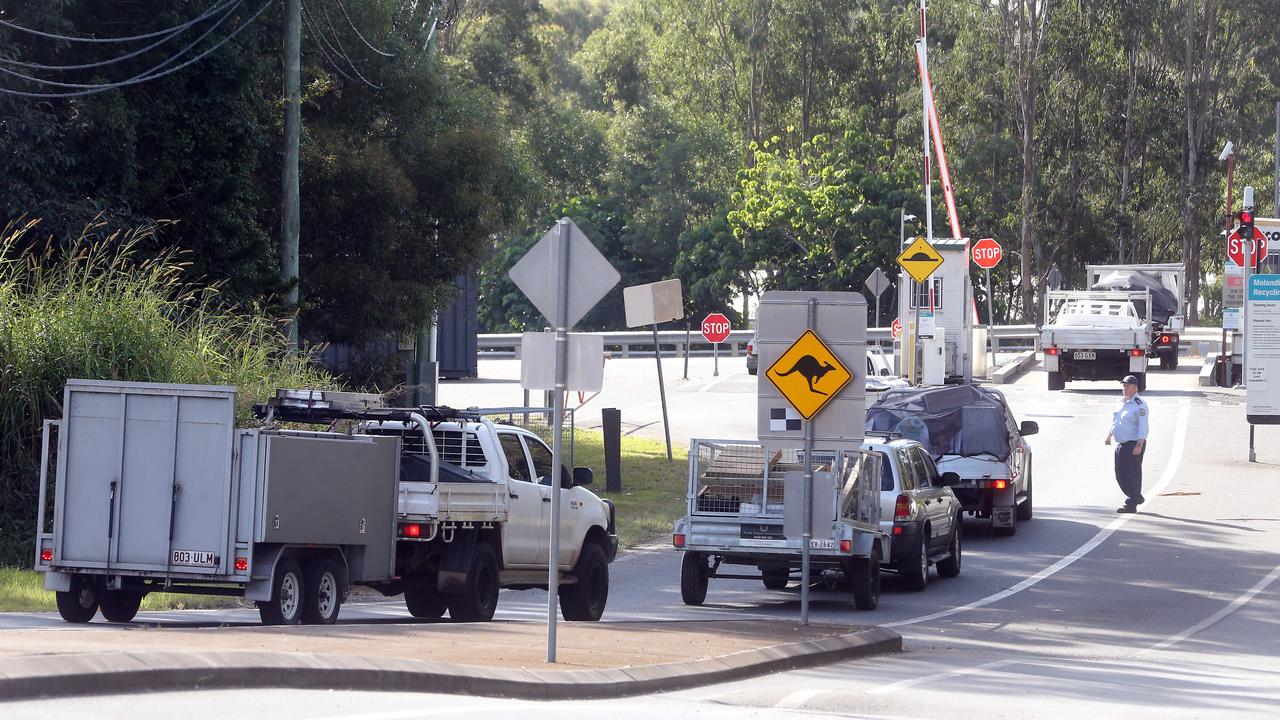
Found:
[862,435,963,591]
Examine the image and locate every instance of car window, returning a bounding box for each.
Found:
[895,449,917,490]
[878,452,895,491]
[909,448,932,488]
[499,433,532,483]
[919,452,941,486]
[525,436,556,486]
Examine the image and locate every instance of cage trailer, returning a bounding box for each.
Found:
[33,380,400,625]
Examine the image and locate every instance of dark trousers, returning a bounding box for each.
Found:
[1114,441,1145,507]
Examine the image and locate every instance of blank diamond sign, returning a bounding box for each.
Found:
[508,218,620,329]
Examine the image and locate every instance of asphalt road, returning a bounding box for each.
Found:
[5,359,1279,718]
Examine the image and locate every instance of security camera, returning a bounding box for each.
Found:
[1218,141,1234,162]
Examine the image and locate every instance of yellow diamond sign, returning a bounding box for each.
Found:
[896,235,944,284]
[765,329,852,421]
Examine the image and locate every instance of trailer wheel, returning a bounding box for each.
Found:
[1047,371,1065,391]
[448,542,499,622]
[899,534,929,592]
[99,590,143,623]
[937,520,962,578]
[302,558,342,625]
[258,557,304,625]
[680,552,709,606]
[851,545,881,611]
[560,542,609,621]
[404,583,448,619]
[56,577,99,623]
[762,569,789,590]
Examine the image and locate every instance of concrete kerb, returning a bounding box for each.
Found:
[992,350,1038,384]
[0,626,901,703]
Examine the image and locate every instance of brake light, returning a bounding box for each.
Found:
[234,557,248,572]
[747,341,754,354]
[1160,335,1170,344]
[993,479,1007,490]
[839,539,851,553]
[40,548,53,563]
[1044,347,1059,356]
[401,523,422,538]
[1130,348,1144,357]
[673,533,685,548]
[893,526,903,535]
[894,494,910,521]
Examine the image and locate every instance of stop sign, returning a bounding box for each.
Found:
[972,238,1002,269]
[1228,226,1268,268]
[701,313,732,343]
[891,317,902,339]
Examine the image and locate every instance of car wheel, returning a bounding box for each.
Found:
[851,544,882,611]
[1047,371,1065,391]
[258,557,305,625]
[448,543,500,622]
[302,558,343,625]
[680,552,709,606]
[1134,372,1147,391]
[762,569,789,590]
[560,542,609,621]
[937,520,962,578]
[899,533,929,592]
[56,577,100,624]
[99,590,144,623]
[1016,471,1034,521]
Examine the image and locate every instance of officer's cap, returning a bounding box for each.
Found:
[1120,374,1140,386]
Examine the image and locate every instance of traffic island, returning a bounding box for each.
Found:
[0,618,901,702]
[992,350,1038,384]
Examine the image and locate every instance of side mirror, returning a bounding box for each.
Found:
[938,471,961,486]
[572,467,594,487]
[1020,420,1039,437]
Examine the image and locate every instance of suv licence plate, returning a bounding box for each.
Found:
[172,550,218,568]
[1072,351,1096,360]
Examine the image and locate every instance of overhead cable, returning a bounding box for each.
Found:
[0,0,240,44]
[0,0,274,98]
[301,0,381,89]
[0,0,244,72]
[335,0,395,57]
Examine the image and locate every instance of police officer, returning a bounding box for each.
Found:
[1105,374,1149,513]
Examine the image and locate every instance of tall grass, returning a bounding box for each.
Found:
[0,221,333,566]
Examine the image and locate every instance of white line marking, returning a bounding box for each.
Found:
[302,703,530,720]
[1139,562,1280,655]
[882,403,1190,629]
[774,687,828,708]
[865,659,1018,695]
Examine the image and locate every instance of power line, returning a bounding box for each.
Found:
[335,0,394,58]
[0,1,241,44]
[0,0,242,72]
[301,0,381,90]
[0,0,274,98]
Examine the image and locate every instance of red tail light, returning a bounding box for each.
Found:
[993,479,1007,490]
[401,523,422,538]
[234,557,248,572]
[40,548,53,562]
[1130,348,1144,357]
[893,526,903,535]
[1044,347,1059,356]
[894,494,910,521]
[746,341,754,354]
[673,533,686,548]
[839,539,851,553]
[1160,335,1170,344]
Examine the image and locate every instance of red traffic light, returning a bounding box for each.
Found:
[1240,210,1253,224]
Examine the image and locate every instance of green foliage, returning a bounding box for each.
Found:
[0,568,238,612]
[0,222,332,566]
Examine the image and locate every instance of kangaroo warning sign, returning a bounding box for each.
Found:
[766,329,852,420]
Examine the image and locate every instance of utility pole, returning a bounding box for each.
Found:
[281,0,301,348]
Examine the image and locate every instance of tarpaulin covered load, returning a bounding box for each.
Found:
[865,385,1011,460]
[1090,270,1178,326]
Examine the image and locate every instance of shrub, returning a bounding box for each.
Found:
[0,221,332,565]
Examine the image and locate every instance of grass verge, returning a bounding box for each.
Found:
[0,567,240,612]
[567,429,688,549]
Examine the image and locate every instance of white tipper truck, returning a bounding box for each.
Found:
[1085,263,1185,370]
[34,381,616,625]
[1040,290,1153,391]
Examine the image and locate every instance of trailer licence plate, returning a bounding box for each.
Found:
[172,550,219,568]
[1072,351,1096,360]
[809,538,836,550]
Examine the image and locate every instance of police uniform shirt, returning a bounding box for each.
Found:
[1111,395,1149,444]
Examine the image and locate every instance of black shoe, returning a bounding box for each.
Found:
[1116,505,1137,514]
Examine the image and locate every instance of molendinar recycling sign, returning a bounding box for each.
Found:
[1247,274,1280,424]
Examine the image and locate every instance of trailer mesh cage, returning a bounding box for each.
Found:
[689,441,847,517]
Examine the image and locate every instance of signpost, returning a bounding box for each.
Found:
[972,237,1003,373]
[756,291,866,626]
[509,217,620,664]
[623,279,685,460]
[701,312,732,377]
[897,235,944,384]
[864,268,892,327]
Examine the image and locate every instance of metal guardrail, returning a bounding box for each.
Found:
[477,326,1226,359]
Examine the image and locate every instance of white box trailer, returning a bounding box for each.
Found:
[34,380,399,625]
